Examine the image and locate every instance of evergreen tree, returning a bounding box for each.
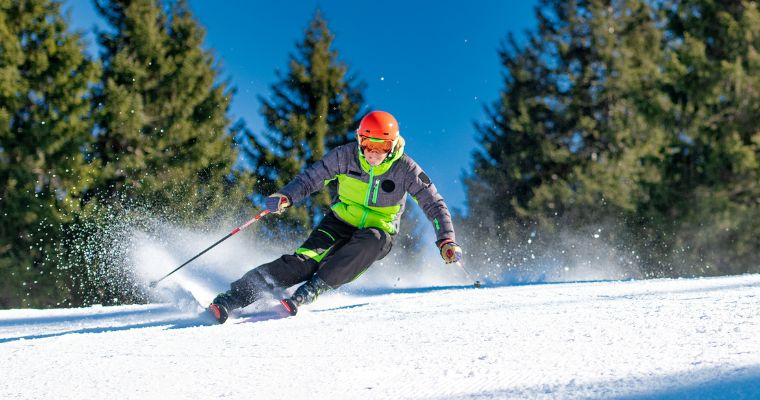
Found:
[241,11,365,237]
[645,0,760,275]
[0,0,98,307]
[90,0,244,219]
[467,0,760,278]
[62,0,251,306]
[465,0,667,275]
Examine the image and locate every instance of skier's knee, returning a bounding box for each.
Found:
[358,228,391,251]
[365,229,393,259]
[230,269,272,301]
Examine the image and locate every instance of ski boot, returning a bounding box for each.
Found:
[280,275,332,316]
[208,291,240,324]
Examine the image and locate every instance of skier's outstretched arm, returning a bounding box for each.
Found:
[406,163,463,264]
[275,146,344,206]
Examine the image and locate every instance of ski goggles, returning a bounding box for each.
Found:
[359,135,395,153]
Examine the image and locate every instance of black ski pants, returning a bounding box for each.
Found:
[229,212,394,307]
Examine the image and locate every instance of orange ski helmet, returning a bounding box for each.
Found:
[357,111,400,141]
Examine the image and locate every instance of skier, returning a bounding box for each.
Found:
[208,110,463,323]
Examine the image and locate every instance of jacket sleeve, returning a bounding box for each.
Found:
[279,146,344,204]
[405,159,456,244]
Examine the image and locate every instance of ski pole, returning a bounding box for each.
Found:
[456,261,481,288]
[148,209,270,288]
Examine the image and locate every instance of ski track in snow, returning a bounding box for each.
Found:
[1,274,759,399]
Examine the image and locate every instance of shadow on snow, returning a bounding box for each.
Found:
[0,305,180,328]
[0,307,289,344]
[433,366,760,400]
[613,366,760,400]
[0,315,214,344]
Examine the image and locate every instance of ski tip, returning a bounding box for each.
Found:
[280,298,298,316]
[208,303,229,324]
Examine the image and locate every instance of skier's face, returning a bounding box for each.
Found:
[363,147,389,166]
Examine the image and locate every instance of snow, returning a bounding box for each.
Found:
[1,273,759,399]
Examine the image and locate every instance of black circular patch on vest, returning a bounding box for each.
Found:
[381,179,396,193]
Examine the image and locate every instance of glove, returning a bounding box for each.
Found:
[437,239,463,264]
[266,193,291,214]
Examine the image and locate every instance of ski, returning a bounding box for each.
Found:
[280,298,298,316]
[208,303,229,324]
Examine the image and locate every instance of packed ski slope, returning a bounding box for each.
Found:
[1,272,759,399]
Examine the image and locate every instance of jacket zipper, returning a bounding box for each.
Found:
[372,179,380,204]
[359,166,375,228]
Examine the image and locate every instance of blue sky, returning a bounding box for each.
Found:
[63,1,538,214]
